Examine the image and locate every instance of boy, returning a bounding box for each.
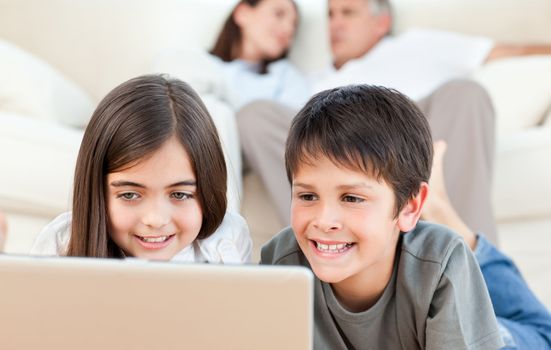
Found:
[261,85,505,349]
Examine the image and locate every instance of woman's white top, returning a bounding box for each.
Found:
[153,49,311,111]
[30,211,253,263]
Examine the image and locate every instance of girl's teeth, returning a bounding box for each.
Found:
[315,241,353,253]
[140,236,170,243]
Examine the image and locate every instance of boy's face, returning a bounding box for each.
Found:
[290,156,404,287]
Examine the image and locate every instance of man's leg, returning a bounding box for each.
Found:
[236,100,297,225]
[417,80,498,244]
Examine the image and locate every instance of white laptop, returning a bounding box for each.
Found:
[0,254,313,350]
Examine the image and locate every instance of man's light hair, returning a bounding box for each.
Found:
[368,0,391,16]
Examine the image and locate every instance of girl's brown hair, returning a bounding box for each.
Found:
[210,0,297,74]
[67,75,227,258]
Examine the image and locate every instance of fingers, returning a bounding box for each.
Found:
[0,211,7,252]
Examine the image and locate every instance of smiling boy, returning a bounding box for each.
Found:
[261,85,504,349]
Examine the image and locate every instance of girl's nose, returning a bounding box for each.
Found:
[141,199,171,229]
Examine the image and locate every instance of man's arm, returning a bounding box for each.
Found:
[486,44,551,62]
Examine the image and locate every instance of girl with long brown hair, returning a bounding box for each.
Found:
[31,74,252,262]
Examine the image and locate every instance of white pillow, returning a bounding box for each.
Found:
[472,56,551,137]
[0,39,94,128]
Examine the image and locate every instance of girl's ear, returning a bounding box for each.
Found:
[397,182,428,232]
[233,3,252,27]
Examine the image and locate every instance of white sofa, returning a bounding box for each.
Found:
[1,0,551,304]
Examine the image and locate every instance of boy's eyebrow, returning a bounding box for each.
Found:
[110,180,196,188]
[337,183,374,190]
[292,182,314,189]
[293,182,374,190]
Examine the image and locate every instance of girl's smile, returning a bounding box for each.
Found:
[106,136,203,261]
[133,233,176,249]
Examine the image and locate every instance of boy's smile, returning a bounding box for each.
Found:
[291,156,406,311]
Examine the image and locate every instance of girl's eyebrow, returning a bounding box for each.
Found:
[167,181,197,188]
[110,180,196,188]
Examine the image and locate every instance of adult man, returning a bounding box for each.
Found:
[237,0,551,244]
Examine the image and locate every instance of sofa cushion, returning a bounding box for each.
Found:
[473,56,551,136]
[0,39,94,128]
[494,127,551,221]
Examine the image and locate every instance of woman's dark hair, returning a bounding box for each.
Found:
[67,74,227,258]
[210,0,298,74]
[286,84,433,217]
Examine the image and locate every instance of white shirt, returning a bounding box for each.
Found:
[216,58,311,110]
[312,28,494,100]
[30,211,253,264]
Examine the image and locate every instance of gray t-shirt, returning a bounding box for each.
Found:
[261,221,504,350]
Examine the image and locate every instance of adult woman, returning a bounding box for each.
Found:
[155,0,310,111]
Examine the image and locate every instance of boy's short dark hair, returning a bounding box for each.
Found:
[285,84,433,216]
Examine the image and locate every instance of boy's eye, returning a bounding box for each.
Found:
[298,193,317,201]
[171,192,192,201]
[342,195,364,203]
[118,192,140,201]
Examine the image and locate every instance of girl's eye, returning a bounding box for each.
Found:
[342,195,365,203]
[298,193,317,201]
[171,192,192,201]
[118,192,140,201]
[274,9,286,19]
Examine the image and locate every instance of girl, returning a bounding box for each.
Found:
[155,0,310,111]
[31,74,252,263]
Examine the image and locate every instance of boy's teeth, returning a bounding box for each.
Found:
[140,236,170,243]
[315,241,353,253]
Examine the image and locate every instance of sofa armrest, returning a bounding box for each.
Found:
[0,112,82,216]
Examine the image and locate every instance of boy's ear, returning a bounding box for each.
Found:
[397,182,429,232]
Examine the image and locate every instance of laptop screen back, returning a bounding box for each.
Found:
[0,255,313,349]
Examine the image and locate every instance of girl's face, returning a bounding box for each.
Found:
[106,136,203,260]
[236,0,297,61]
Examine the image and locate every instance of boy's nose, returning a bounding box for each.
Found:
[313,203,343,233]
